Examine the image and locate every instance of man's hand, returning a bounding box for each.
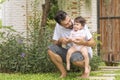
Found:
[72,38,85,45]
[72,37,96,47]
[56,37,69,45]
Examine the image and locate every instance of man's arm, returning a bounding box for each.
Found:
[53,37,70,46]
[53,39,62,46]
[84,38,96,47]
[73,37,96,47]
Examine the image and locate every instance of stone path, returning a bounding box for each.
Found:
[89,76,115,80]
[89,66,120,80]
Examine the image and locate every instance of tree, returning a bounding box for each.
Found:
[41,0,51,28]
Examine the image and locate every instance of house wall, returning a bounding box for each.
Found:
[1,0,97,34]
[58,0,97,32]
[1,0,44,34]
[2,0,27,33]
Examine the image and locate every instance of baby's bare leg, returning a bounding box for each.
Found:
[66,47,76,70]
[80,47,89,74]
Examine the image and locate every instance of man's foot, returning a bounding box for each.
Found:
[80,66,91,78]
[80,72,89,78]
[85,66,90,74]
[59,73,67,78]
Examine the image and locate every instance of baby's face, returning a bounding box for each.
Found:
[73,22,83,31]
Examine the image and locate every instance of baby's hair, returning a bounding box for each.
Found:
[74,16,86,27]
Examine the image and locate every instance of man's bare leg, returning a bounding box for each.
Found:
[73,61,90,78]
[48,49,67,78]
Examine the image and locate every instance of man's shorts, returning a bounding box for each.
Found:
[48,44,91,63]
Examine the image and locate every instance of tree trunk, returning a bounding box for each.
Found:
[41,0,51,29]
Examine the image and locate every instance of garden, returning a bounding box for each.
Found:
[0,0,120,80]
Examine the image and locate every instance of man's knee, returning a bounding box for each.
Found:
[47,49,57,57]
[48,49,62,62]
[47,49,52,55]
[47,44,58,57]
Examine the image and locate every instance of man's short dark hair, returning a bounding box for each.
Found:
[74,16,86,27]
[54,10,67,24]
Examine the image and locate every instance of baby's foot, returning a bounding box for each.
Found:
[66,63,70,71]
[85,66,89,74]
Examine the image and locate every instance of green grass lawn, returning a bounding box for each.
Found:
[0,72,85,80]
[0,70,120,80]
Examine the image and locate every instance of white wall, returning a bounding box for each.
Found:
[1,0,44,35]
[91,0,97,32]
[2,0,27,33]
[1,0,97,34]
[58,0,97,33]
[77,0,97,32]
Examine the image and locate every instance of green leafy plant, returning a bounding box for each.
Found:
[85,0,91,10]
[90,32,102,71]
[48,0,59,19]
[90,55,102,71]
[0,0,56,73]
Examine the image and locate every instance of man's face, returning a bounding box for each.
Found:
[60,16,73,29]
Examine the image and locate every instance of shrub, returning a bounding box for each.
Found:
[0,25,56,73]
[90,55,102,71]
[0,0,57,73]
[90,32,102,71]
[0,29,26,72]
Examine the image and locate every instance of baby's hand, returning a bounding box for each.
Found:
[60,37,69,45]
[68,38,75,42]
[62,44,67,48]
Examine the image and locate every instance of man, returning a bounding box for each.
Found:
[48,10,96,78]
